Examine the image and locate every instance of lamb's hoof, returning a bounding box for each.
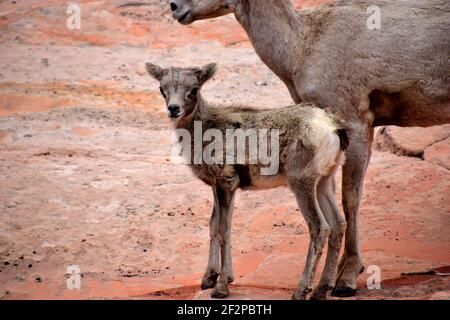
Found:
[201,273,219,290]
[291,289,311,300]
[201,280,215,290]
[312,284,332,300]
[310,288,329,300]
[211,283,229,299]
[291,292,307,300]
[331,286,356,297]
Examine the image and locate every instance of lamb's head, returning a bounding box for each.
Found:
[169,0,234,25]
[145,62,217,122]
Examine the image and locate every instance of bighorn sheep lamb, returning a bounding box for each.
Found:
[146,62,349,300]
[168,0,450,296]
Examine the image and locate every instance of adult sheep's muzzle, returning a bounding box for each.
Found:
[169,1,193,24]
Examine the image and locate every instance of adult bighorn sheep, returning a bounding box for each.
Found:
[168,0,450,296]
[146,62,349,299]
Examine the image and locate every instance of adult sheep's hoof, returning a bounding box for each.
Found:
[331,286,357,297]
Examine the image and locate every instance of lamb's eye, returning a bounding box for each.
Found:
[189,87,199,97]
[159,87,166,98]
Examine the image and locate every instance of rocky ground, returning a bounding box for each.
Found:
[0,0,449,300]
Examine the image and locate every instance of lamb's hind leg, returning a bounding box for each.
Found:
[201,198,220,290]
[211,187,236,298]
[311,174,346,300]
[290,176,331,300]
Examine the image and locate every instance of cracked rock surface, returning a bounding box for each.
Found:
[375,125,450,160]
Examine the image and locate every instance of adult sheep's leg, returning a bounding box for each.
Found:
[332,125,374,297]
[285,80,302,104]
[211,187,236,298]
[201,193,221,290]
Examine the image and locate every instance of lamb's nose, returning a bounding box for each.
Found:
[168,104,181,117]
[170,2,178,12]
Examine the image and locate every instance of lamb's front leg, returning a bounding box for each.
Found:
[201,199,220,290]
[211,186,236,298]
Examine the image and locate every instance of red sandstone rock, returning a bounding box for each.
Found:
[424,137,450,170]
[375,125,450,158]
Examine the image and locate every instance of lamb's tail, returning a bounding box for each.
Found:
[309,111,349,176]
[313,129,345,176]
[336,128,350,151]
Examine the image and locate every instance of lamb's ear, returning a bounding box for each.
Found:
[145,62,164,81]
[198,63,217,84]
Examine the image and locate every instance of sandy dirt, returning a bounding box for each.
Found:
[0,0,449,300]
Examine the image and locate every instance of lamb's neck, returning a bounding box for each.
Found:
[176,96,213,132]
[234,0,306,84]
